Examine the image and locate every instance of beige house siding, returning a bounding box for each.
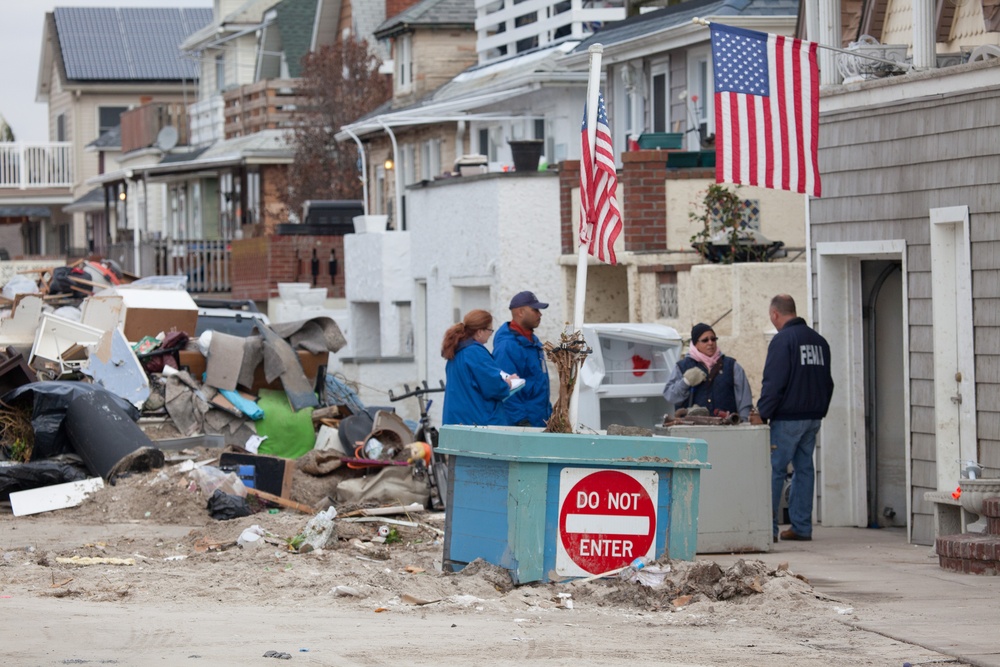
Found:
[812,83,1000,543]
[413,30,476,97]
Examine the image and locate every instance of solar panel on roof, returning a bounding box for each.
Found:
[54,7,211,81]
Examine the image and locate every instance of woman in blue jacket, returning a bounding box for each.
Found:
[441,309,517,426]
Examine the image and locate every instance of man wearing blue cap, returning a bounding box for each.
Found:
[493,291,552,427]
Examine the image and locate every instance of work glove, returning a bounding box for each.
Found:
[683,367,707,387]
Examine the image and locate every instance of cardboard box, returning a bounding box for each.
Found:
[116,289,198,342]
[249,350,327,393]
[178,349,327,393]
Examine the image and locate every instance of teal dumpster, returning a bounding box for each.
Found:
[438,426,709,583]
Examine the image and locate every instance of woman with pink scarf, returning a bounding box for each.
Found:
[662,323,753,421]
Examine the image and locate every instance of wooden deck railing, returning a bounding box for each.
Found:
[223,79,306,139]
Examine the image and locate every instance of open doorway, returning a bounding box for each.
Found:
[861,260,906,528]
[816,240,910,536]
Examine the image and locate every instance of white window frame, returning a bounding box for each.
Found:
[612,63,641,161]
[396,34,413,93]
[686,45,713,151]
[401,143,417,185]
[97,105,129,136]
[650,60,671,134]
[375,166,386,214]
[215,54,226,92]
[421,138,441,180]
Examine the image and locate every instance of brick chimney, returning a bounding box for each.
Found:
[386,0,423,20]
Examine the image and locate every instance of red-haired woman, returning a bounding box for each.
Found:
[441,309,517,425]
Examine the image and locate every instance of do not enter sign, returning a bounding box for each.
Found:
[556,468,658,577]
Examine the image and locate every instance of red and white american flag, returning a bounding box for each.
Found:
[580,92,622,264]
[711,23,821,197]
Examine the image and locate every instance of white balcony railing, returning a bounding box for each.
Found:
[0,142,74,189]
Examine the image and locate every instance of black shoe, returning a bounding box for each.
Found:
[780,528,812,541]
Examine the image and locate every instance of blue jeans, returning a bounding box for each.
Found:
[770,419,822,537]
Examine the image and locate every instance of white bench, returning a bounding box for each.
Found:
[924,490,975,538]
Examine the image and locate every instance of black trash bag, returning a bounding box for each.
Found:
[1,382,141,461]
[48,265,90,295]
[206,489,252,521]
[0,459,90,501]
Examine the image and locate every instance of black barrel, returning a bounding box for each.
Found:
[64,390,157,479]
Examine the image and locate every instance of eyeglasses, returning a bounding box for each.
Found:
[484,328,494,334]
[698,336,719,343]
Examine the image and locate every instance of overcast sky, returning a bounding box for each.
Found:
[0,0,212,142]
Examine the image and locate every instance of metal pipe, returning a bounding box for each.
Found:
[378,119,402,230]
[342,127,369,216]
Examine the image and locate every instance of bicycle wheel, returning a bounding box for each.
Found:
[430,452,449,511]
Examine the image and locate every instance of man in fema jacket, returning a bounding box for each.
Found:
[758,294,834,543]
[493,291,552,427]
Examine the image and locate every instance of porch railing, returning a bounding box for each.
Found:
[120,103,189,154]
[223,79,305,139]
[108,237,231,293]
[0,142,73,189]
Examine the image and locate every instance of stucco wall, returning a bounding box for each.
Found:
[679,262,807,399]
[344,230,412,358]
[666,178,807,253]
[405,172,562,422]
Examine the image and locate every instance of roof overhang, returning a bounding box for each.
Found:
[338,86,540,139]
[562,15,797,66]
[339,41,589,141]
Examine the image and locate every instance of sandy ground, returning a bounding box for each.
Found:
[0,448,971,667]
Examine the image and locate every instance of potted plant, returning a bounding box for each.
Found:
[689,184,784,263]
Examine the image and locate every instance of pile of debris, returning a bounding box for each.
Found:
[0,261,437,522]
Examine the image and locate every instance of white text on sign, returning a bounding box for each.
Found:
[576,491,644,510]
[579,538,633,558]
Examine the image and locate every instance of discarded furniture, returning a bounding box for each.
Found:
[28,314,103,376]
[0,346,37,396]
[438,426,709,584]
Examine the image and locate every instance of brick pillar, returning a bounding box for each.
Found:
[231,235,347,301]
[559,160,581,255]
[620,150,670,253]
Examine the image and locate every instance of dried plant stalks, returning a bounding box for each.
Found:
[543,331,592,434]
[0,399,35,462]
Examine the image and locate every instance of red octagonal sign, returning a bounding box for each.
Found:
[557,469,658,576]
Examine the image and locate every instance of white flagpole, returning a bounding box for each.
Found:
[568,44,603,432]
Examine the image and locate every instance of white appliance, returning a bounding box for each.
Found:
[577,323,682,432]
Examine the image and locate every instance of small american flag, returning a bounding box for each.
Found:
[580,92,622,264]
[711,24,821,197]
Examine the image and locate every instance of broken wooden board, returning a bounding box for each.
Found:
[245,488,315,514]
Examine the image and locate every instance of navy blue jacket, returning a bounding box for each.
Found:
[672,355,739,416]
[442,339,510,426]
[492,322,551,427]
[758,318,834,422]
